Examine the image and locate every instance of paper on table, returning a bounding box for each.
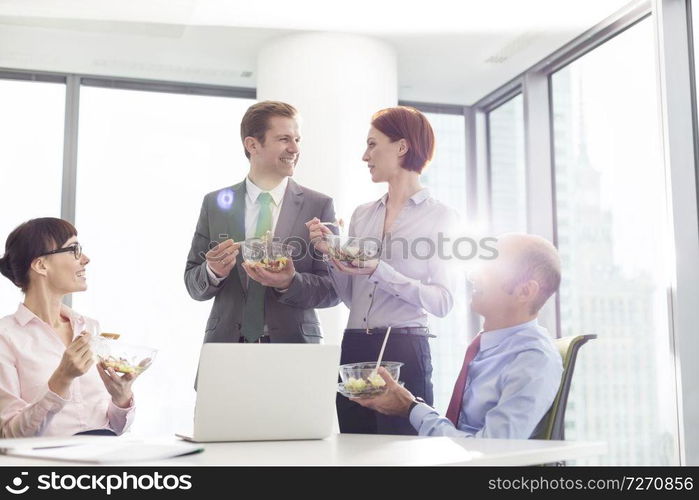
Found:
[1,438,203,464]
[0,435,107,451]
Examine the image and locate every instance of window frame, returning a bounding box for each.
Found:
[2,0,697,463]
[0,69,256,305]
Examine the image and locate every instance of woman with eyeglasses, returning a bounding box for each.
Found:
[0,217,139,437]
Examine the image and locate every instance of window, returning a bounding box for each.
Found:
[488,94,526,234]
[421,112,468,217]
[0,79,65,308]
[72,86,254,436]
[420,111,470,412]
[551,19,679,465]
[694,0,699,107]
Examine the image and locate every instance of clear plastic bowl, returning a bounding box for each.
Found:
[338,361,404,397]
[242,238,293,272]
[90,336,157,375]
[323,235,380,267]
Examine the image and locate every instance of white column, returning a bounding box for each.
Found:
[257,33,398,344]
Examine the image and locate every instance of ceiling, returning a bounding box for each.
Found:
[0,0,636,104]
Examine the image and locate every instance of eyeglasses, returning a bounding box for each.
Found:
[39,243,82,260]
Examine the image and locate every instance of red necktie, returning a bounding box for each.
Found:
[445,333,482,426]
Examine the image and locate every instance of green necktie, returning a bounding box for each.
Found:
[241,192,274,341]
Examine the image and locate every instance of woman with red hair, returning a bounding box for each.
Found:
[308,106,458,435]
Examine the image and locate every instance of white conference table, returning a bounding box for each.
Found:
[0,434,606,466]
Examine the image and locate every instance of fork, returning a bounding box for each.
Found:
[320,219,345,228]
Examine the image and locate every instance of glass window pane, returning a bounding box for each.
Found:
[552,19,679,465]
[693,1,699,116]
[421,112,471,412]
[0,79,64,308]
[421,112,467,216]
[72,87,254,436]
[488,94,526,234]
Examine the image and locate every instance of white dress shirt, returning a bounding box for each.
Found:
[207,176,289,284]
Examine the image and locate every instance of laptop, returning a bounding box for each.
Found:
[176,343,340,442]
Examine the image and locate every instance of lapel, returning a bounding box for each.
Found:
[224,180,248,291]
[274,178,304,242]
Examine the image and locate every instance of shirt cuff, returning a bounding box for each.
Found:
[31,386,72,416]
[107,397,136,435]
[368,260,409,297]
[275,271,302,297]
[409,402,439,431]
[205,262,225,285]
[274,271,296,294]
[109,396,135,412]
[367,260,391,284]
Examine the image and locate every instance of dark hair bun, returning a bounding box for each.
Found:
[0,255,16,284]
[1,217,77,292]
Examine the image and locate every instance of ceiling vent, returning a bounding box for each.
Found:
[484,31,540,64]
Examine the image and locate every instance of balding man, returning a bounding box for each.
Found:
[354,233,564,439]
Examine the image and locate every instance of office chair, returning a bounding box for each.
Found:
[531,334,597,441]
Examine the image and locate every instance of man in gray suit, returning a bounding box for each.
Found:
[185,101,340,344]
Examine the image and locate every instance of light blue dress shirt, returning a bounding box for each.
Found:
[328,188,459,329]
[409,319,563,438]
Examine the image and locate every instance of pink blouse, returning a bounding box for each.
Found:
[0,303,135,437]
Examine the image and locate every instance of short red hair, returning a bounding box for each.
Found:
[371,106,435,173]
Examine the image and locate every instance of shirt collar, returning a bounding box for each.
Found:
[379,187,432,206]
[245,176,288,207]
[13,302,85,328]
[480,318,539,351]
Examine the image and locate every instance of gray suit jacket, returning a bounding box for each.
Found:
[184,178,340,343]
